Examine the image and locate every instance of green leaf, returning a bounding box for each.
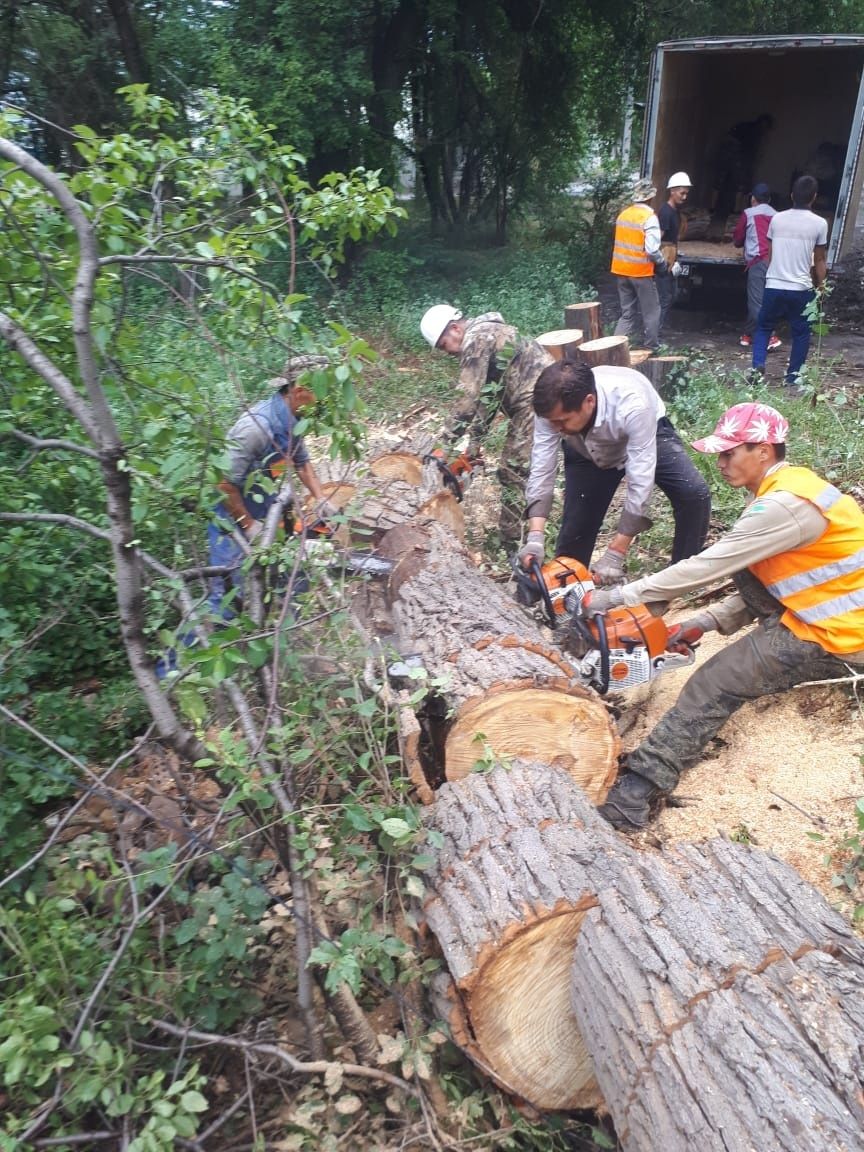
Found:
[179,1090,209,1113]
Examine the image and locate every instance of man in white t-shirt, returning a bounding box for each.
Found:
[752,174,827,386]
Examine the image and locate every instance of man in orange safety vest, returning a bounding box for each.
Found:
[610,178,670,352]
[582,401,864,829]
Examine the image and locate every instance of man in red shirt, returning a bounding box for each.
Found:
[733,182,780,351]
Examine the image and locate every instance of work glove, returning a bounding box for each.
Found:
[582,586,625,616]
[671,261,683,278]
[517,530,545,569]
[665,614,712,654]
[592,547,627,586]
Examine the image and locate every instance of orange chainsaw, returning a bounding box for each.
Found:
[514,556,695,694]
[424,449,482,501]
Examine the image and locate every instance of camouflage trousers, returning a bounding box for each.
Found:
[628,614,847,792]
[496,342,552,551]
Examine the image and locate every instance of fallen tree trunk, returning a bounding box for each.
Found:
[571,837,864,1151]
[378,520,618,796]
[422,761,864,1136]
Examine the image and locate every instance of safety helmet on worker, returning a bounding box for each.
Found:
[421,304,463,348]
[667,171,692,189]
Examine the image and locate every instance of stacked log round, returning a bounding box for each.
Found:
[536,328,584,361]
[577,335,631,368]
[564,301,603,341]
[377,520,619,796]
[571,837,864,1151]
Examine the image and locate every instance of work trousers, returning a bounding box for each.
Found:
[753,287,815,382]
[555,417,711,566]
[628,613,845,792]
[744,259,768,335]
[614,275,661,351]
[656,267,675,335]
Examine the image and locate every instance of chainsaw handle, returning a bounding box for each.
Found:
[591,611,611,695]
[527,556,557,629]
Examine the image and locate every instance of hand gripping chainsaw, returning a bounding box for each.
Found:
[513,556,695,694]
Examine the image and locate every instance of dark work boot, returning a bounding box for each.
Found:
[597,771,665,830]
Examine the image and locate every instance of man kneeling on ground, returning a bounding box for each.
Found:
[584,401,864,830]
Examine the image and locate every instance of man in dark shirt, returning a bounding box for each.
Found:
[657,172,690,335]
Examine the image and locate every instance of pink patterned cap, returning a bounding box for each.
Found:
[691,402,789,454]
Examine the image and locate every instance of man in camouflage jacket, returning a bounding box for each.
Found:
[421,306,553,550]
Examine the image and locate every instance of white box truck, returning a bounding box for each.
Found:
[641,35,864,294]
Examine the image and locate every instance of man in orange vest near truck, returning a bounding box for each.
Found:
[581,401,864,830]
[611,178,676,353]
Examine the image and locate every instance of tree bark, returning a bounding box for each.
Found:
[571,837,864,1152]
[378,520,618,795]
[564,302,602,341]
[629,348,652,368]
[577,335,631,368]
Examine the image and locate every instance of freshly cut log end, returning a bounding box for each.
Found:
[415,492,465,541]
[564,302,602,342]
[424,764,620,1111]
[578,335,630,368]
[369,451,426,485]
[629,348,652,367]
[444,680,619,803]
[536,329,583,361]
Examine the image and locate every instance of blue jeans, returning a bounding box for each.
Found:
[556,417,711,566]
[752,287,815,381]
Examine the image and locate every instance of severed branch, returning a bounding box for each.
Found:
[150,1019,418,1097]
[3,427,100,459]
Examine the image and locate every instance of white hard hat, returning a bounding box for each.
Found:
[667,171,692,189]
[420,304,462,348]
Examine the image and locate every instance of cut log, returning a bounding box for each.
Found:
[639,355,688,394]
[578,335,630,368]
[629,348,652,368]
[564,302,602,341]
[314,453,465,545]
[571,837,864,1152]
[536,328,583,361]
[377,520,619,798]
[423,762,623,1110]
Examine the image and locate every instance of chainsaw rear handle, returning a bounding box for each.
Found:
[568,609,611,695]
[423,451,464,502]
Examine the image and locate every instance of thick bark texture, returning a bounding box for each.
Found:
[639,355,689,394]
[378,520,618,795]
[423,762,623,1109]
[571,838,864,1152]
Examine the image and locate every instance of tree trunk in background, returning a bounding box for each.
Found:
[105,0,149,84]
[571,836,864,1152]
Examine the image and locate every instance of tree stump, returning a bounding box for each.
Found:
[639,355,689,394]
[629,349,652,368]
[378,520,618,797]
[536,329,583,361]
[424,762,624,1109]
[564,302,602,341]
[578,335,631,368]
[571,837,864,1152]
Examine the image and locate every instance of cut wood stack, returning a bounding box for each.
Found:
[564,302,602,341]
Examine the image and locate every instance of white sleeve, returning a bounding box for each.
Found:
[524,418,562,519]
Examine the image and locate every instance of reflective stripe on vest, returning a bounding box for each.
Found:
[611,204,654,278]
[749,466,864,654]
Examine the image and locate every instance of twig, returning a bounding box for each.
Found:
[150,1019,419,1096]
[768,790,827,828]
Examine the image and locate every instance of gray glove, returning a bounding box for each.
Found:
[517,530,545,569]
[245,518,264,543]
[592,547,627,586]
[583,586,625,615]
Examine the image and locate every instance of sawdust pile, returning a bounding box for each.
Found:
[624,625,864,908]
